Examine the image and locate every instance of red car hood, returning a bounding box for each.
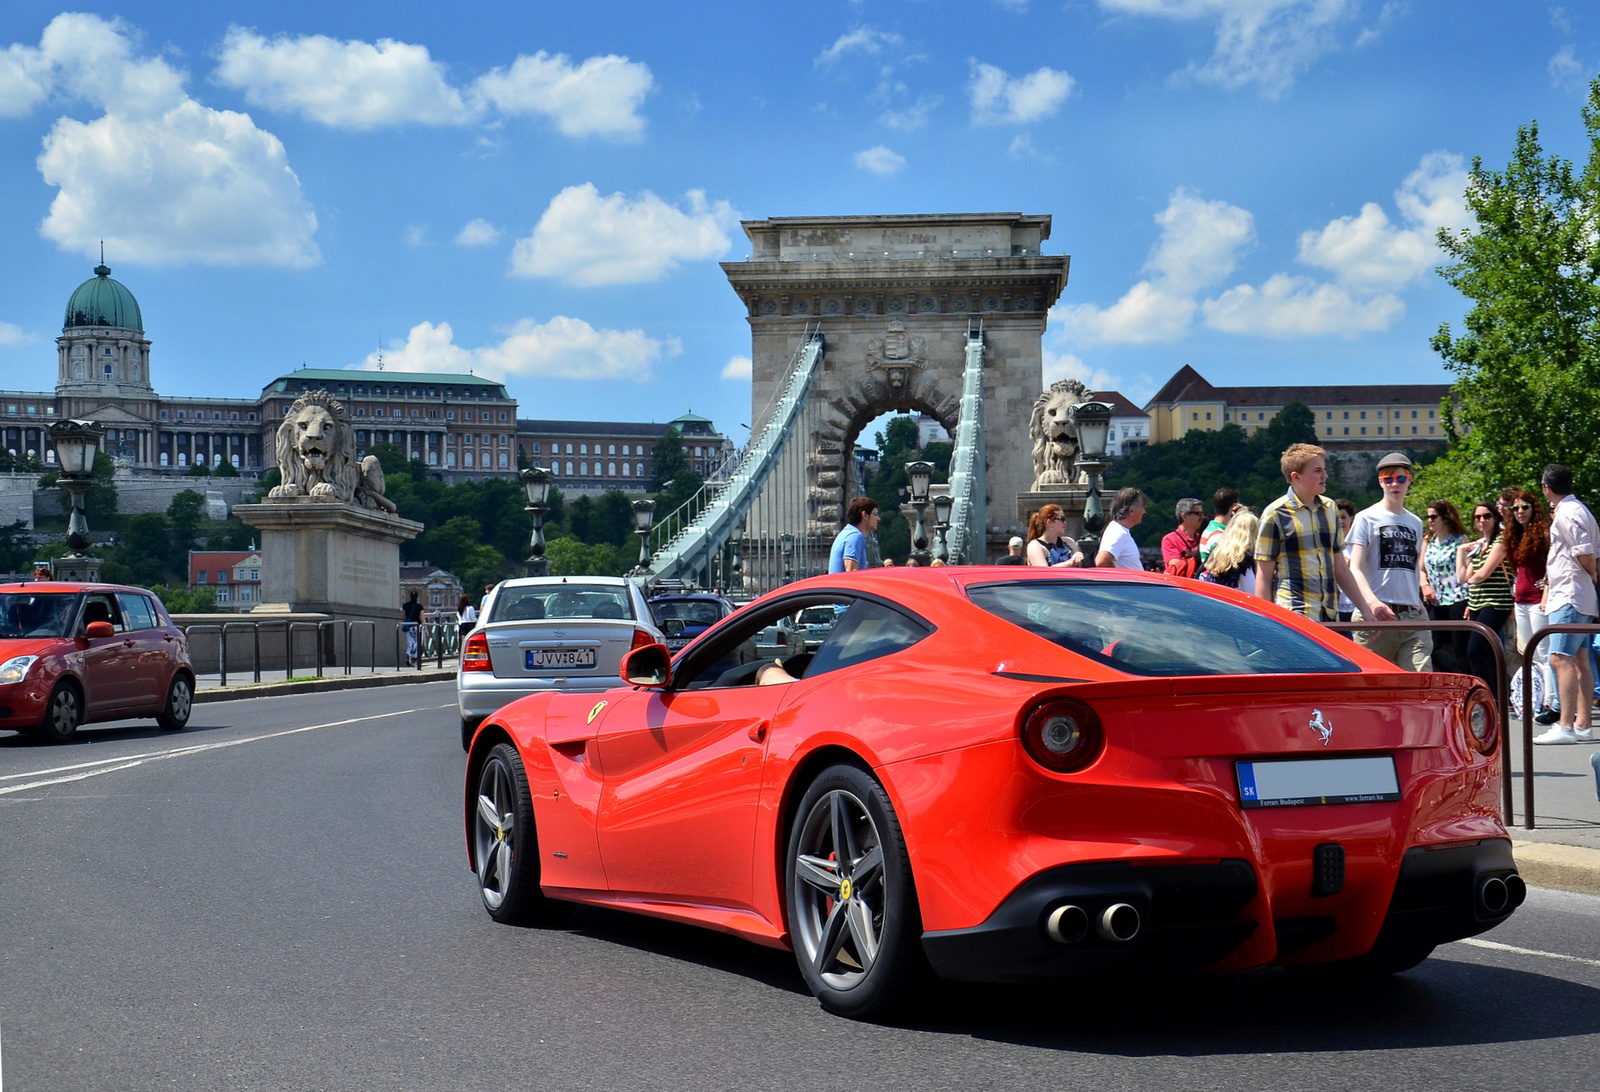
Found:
[0,636,65,660]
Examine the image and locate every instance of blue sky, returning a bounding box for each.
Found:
[0,1,1594,445]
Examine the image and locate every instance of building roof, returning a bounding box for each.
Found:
[671,411,713,425]
[1144,366,1450,411]
[518,419,681,437]
[1095,390,1149,418]
[1146,365,1218,406]
[189,550,260,575]
[400,563,460,582]
[64,263,142,332]
[263,369,507,395]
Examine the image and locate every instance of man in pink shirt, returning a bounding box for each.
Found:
[1161,498,1204,577]
[1534,464,1599,745]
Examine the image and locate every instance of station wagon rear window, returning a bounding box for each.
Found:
[490,585,633,623]
[968,581,1358,677]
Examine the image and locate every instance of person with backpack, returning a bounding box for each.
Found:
[1161,498,1204,578]
[1024,504,1084,567]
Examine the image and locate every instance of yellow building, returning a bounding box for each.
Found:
[1144,365,1452,448]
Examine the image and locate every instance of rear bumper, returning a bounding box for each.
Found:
[457,672,616,722]
[920,839,1523,982]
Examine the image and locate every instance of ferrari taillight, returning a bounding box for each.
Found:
[1020,697,1104,773]
[461,632,492,672]
[1464,688,1497,755]
[631,629,654,651]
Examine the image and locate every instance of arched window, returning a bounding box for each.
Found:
[104,364,112,379]
[635,462,644,476]
[429,451,438,465]
[498,452,508,468]
[565,460,574,474]
[579,460,588,475]
[464,452,474,468]
[621,462,631,476]
[160,452,169,467]
[607,461,616,476]
[580,444,588,455]
[446,451,457,467]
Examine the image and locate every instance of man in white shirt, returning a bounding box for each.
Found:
[1344,453,1430,670]
[1095,487,1146,570]
[1534,464,1599,744]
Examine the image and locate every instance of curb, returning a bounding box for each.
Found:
[1512,840,1600,897]
[195,669,457,703]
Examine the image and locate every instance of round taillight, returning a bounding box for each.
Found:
[1021,698,1103,773]
[1465,688,1497,754]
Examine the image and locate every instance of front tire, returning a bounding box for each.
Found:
[157,674,192,731]
[785,763,928,1018]
[40,681,82,743]
[472,743,570,926]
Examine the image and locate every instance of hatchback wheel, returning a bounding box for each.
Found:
[785,764,928,1017]
[157,674,192,731]
[41,682,82,743]
[473,743,570,926]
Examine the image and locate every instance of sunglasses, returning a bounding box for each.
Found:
[1474,513,1496,521]
[1512,503,1533,512]
[1378,473,1411,485]
[1426,513,1440,520]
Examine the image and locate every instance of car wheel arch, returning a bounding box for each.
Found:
[465,722,517,872]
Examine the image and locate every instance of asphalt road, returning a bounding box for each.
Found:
[3,682,1599,1092]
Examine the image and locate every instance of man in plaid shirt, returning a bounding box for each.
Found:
[1255,443,1386,624]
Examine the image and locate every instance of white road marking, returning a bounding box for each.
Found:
[0,709,424,797]
[1458,937,1600,968]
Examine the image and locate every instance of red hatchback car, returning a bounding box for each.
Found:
[464,567,1523,1017]
[0,582,195,743]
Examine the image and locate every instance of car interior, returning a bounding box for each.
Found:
[80,595,126,634]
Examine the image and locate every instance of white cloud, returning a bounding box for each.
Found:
[1354,1,1407,48]
[1549,44,1588,90]
[1043,348,1119,391]
[1057,282,1198,344]
[356,318,678,381]
[213,29,471,129]
[509,184,735,286]
[815,28,904,66]
[968,61,1074,124]
[995,0,1032,10]
[1100,0,1355,98]
[1551,7,1573,36]
[1201,275,1403,337]
[0,43,52,117]
[878,92,941,131]
[403,224,429,247]
[854,145,905,175]
[4,13,189,118]
[472,51,653,140]
[1008,133,1048,160]
[454,218,501,246]
[0,321,29,346]
[720,355,753,381]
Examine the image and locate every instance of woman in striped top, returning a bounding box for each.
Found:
[1456,502,1513,689]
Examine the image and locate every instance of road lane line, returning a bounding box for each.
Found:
[0,753,161,781]
[0,709,420,797]
[1458,937,1600,968]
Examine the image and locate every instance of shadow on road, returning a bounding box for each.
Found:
[0,719,238,749]
[557,904,810,997]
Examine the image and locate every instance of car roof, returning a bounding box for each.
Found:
[499,576,632,588]
[648,593,726,602]
[0,581,152,595]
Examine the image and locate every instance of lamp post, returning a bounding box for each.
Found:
[48,418,105,582]
[930,486,953,564]
[905,460,933,564]
[1070,400,1115,564]
[630,499,656,578]
[780,532,794,584]
[520,464,553,577]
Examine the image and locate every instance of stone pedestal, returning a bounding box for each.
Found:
[234,499,422,623]
[51,553,103,583]
[1017,488,1092,541]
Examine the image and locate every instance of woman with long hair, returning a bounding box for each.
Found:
[1418,499,1468,673]
[1505,488,1557,722]
[1457,502,1513,689]
[457,592,478,643]
[1201,509,1259,593]
[1025,504,1083,567]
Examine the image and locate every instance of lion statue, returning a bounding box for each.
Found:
[268,390,397,514]
[1030,378,1091,489]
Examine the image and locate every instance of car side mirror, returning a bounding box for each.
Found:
[620,643,671,688]
[662,618,685,637]
[85,620,115,639]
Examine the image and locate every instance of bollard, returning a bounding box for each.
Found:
[1592,751,1600,804]
[253,625,261,684]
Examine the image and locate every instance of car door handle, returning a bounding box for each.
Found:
[748,722,769,744]
[123,639,135,648]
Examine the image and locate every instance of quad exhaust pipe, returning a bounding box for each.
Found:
[1045,902,1141,945]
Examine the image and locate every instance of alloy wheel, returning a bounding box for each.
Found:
[474,757,517,910]
[791,789,887,990]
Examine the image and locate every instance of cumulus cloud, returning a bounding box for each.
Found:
[854,145,905,175]
[509,184,735,286]
[1549,44,1588,91]
[0,321,29,346]
[1100,0,1355,98]
[213,28,651,139]
[968,61,1074,124]
[403,224,429,247]
[720,355,753,381]
[1201,275,1403,337]
[1043,348,1120,391]
[814,27,904,66]
[454,218,501,246]
[878,92,941,131]
[356,318,679,381]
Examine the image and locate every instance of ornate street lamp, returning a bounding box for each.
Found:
[728,519,745,598]
[631,499,657,574]
[905,460,933,564]
[930,486,953,564]
[1071,399,1115,563]
[49,418,105,582]
[780,531,794,584]
[520,464,553,577]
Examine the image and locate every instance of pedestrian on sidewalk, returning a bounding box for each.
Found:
[1420,499,1469,674]
[1162,498,1204,577]
[1025,504,1083,567]
[403,590,423,665]
[828,497,879,573]
[1344,453,1430,670]
[1457,502,1513,693]
[1534,464,1599,745]
[1201,509,1258,592]
[1335,498,1358,622]
[1095,488,1146,570]
[1506,488,1558,724]
[1254,444,1378,623]
[994,535,1025,565]
[457,593,478,643]
[1199,488,1239,565]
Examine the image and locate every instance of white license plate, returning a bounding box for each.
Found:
[1236,756,1400,808]
[528,648,596,669]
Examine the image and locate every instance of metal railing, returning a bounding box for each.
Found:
[1325,618,1511,823]
[1517,622,1600,831]
[182,618,456,686]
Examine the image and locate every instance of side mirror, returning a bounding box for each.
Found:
[662,618,686,637]
[620,643,671,688]
[85,620,115,639]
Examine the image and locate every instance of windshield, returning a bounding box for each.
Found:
[490,584,634,623]
[796,607,837,626]
[0,592,79,639]
[653,600,723,625]
[968,580,1358,677]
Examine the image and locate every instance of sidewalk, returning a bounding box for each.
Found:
[193,663,458,701]
[1502,712,1600,895]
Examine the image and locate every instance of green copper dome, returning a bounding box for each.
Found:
[64,263,143,331]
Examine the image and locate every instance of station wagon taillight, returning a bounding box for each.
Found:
[461,631,492,672]
[631,629,654,651]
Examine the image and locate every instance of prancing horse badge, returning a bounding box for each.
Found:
[1308,709,1332,746]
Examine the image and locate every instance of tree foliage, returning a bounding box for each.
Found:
[1418,76,1600,513]
[650,428,690,490]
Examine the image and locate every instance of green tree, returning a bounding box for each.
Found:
[1416,76,1600,513]
[186,462,211,477]
[53,451,119,523]
[117,513,172,586]
[153,585,222,614]
[0,520,29,573]
[213,459,240,477]
[650,428,690,490]
[167,489,206,545]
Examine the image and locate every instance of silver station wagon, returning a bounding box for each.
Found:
[457,576,664,750]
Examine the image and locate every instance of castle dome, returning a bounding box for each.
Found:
[64,262,143,332]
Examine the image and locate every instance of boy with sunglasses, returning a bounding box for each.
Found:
[1344,452,1430,670]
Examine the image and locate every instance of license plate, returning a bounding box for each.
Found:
[528,648,596,669]
[1236,756,1400,809]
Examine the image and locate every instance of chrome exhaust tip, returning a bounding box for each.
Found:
[1097,902,1141,943]
[1504,873,1527,910]
[1477,875,1509,915]
[1045,903,1089,944]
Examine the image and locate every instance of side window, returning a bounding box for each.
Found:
[81,594,126,632]
[802,600,930,679]
[676,598,851,690]
[118,593,157,631]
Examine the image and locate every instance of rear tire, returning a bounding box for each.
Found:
[472,742,570,926]
[41,681,82,743]
[157,674,192,731]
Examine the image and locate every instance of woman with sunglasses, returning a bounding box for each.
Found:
[1505,489,1558,723]
[1419,500,1469,673]
[1024,504,1084,567]
[1456,502,1514,689]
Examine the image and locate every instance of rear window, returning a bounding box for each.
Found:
[652,599,723,625]
[968,580,1358,677]
[490,584,633,623]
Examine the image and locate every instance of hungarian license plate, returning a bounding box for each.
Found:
[528,648,596,669]
[1236,755,1400,808]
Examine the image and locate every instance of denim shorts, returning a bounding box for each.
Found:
[1548,604,1597,657]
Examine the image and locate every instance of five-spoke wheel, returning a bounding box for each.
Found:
[472,742,569,926]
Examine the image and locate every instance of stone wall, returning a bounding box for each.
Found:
[0,472,35,529]
[31,476,257,522]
